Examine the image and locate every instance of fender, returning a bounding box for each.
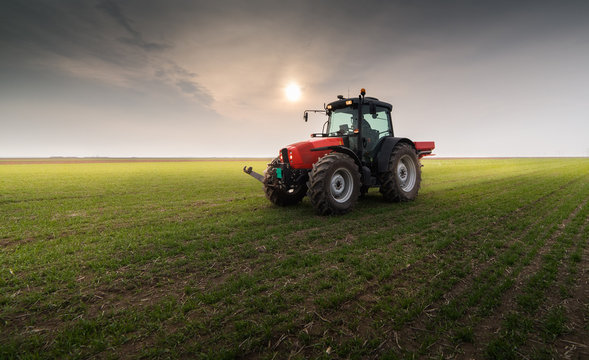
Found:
[310,145,362,168]
[376,137,415,173]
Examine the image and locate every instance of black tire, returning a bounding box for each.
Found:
[307,153,361,215]
[379,143,421,202]
[263,158,307,206]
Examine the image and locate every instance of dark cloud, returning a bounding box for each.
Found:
[96,0,170,51]
[95,0,139,39]
[0,0,213,106]
[153,61,213,104]
[176,80,197,93]
[175,78,213,104]
[93,0,211,102]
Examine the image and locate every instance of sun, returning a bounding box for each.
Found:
[285,83,301,102]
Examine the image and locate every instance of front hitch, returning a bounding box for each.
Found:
[243,166,264,183]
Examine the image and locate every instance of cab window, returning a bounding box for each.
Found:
[363,105,391,141]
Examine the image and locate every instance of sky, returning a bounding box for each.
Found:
[1,0,588,158]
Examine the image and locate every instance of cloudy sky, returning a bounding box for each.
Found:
[1,0,588,157]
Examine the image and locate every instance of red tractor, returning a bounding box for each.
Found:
[244,89,435,215]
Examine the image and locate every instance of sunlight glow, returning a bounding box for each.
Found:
[285,83,301,102]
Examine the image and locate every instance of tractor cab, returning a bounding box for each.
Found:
[323,96,394,164]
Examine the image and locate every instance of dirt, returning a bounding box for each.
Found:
[459,198,588,359]
[298,177,588,358]
[554,217,589,360]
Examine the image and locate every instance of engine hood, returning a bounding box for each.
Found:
[283,137,343,169]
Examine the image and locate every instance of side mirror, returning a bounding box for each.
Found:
[369,102,376,115]
[303,112,308,122]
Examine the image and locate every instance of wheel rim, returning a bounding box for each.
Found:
[330,167,354,203]
[397,155,416,192]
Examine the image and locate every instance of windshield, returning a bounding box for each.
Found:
[327,108,357,135]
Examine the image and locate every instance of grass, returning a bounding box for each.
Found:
[1,158,588,359]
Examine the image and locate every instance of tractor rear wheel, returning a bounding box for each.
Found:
[379,143,421,202]
[263,158,307,206]
[307,153,360,215]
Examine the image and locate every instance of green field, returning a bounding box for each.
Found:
[1,158,588,359]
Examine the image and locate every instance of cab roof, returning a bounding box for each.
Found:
[326,96,392,112]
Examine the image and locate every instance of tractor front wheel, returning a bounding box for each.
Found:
[307,153,360,215]
[263,158,307,206]
[379,143,421,202]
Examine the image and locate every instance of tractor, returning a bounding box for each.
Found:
[243,89,435,215]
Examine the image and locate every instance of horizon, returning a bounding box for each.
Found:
[2,155,588,161]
